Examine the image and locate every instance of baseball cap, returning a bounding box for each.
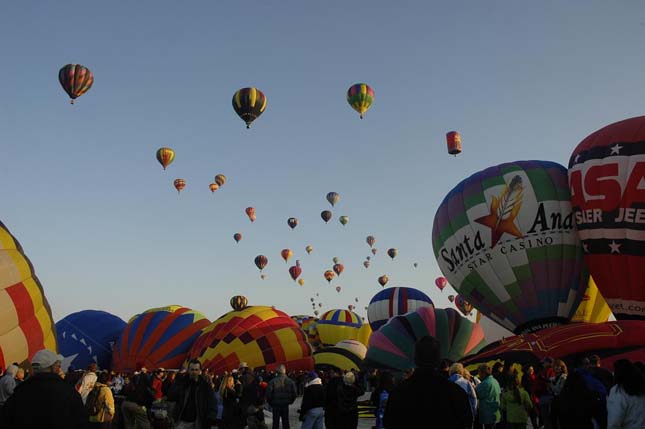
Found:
[31,349,64,369]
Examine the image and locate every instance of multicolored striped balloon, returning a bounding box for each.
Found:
[58,64,94,104]
[314,339,367,371]
[367,287,434,331]
[0,221,57,368]
[365,307,485,371]
[432,160,589,334]
[346,83,374,119]
[112,306,210,371]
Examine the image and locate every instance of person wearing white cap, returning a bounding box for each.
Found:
[0,349,86,428]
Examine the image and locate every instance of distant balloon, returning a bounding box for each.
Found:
[366,236,376,248]
[174,179,186,194]
[245,207,256,222]
[324,270,335,283]
[281,249,293,263]
[287,217,298,230]
[326,192,340,207]
[214,174,227,187]
[230,295,248,311]
[378,275,389,287]
[413,263,418,268]
[232,87,267,129]
[347,83,374,119]
[448,295,455,303]
[289,265,302,281]
[366,256,371,261]
[347,305,354,311]
[435,277,448,292]
[333,263,345,276]
[321,210,332,223]
[339,216,349,226]
[59,64,93,104]
[209,183,219,193]
[454,295,474,316]
[305,245,313,255]
[446,131,462,156]
[254,255,268,272]
[333,257,340,264]
[298,278,305,286]
[156,147,175,170]
[314,310,319,316]
[367,287,435,331]
[233,233,242,243]
[336,286,341,293]
[260,274,266,280]
[363,261,370,269]
[387,248,398,260]
[371,248,378,255]
[355,298,359,302]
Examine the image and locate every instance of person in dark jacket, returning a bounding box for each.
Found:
[167,359,217,429]
[383,336,473,429]
[299,371,325,429]
[219,374,242,429]
[0,349,87,429]
[336,372,364,429]
[266,364,297,429]
[323,368,343,429]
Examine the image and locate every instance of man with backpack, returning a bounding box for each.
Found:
[266,364,297,429]
[87,371,116,428]
[122,368,154,429]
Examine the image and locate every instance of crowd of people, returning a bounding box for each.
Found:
[0,339,643,429]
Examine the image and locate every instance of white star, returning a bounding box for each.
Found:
[574,154,581,163]
[610,144,623,155]
[609,240,621,253]
[61,353,79,372]
[582,242,589,253]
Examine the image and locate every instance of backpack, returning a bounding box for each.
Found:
[85,385,102,416]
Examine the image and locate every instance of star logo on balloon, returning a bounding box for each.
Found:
[609,144,623,155]
[609,240,621,254]
[475,175,525,248]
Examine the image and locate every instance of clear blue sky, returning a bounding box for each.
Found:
[2,1,643,341]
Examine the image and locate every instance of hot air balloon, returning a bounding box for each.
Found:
[209,183,219,193]
[56,310,126,371]
[156,147,175,170]
[187,305,313,374]
[321,210,332,223]
[58,64,94,104]
[0,220,57,367]
[305,245,313,255]
[371,248,378,255]
[448,295,455,303]
[446,131,462,156]
[298,278,305,286]
[347,305,354,311]
[366,256,371,261]
[317,310,365,347]
[326,192,340,207]
[435,277,448,292]
[314,339,366,371]
[432,160,589,334]
[413,263,418,268]
[324,270,335,283]
[378,275,389,287]
[347,83,374,119]
[571,277,612,323]
[245,207,256,222]
[174,179,186,194]
[281,249,293,263]
[233,233,242,243]
[367,287,435,331]
[214,174,227,187]
[364,307,485,371]
[230,295,248,311]
[289,265,302,281]
[232,87,267,129]
[363,261,370,269]
[311,298,315,303]
[387,248,398,260]
[333,263,344,276]
[254,255,268,272]
[287,218,298,230]
[454,295,474,316]
[339,216,349,226]
[568,116,645,320]
[112,306,210,371]
[366,236,376,248]
[260,274,266,280]
[336,286,341,293]
[314,310,319,316]
[333,257,340,264]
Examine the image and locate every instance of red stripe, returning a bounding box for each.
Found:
[6,282,44,358]
[401,288,408,314]
[139,308,188,357]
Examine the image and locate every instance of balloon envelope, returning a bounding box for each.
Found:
[568,116,645,320]
[56,310,126,371]
[367,287,434,331]
[59,64,93,103]
[232,87,267,128]
[435,277,448,291]
[347,83,374,119]
[0,221,57,368]
[156,147,175,170]
[432,160,588,334]
[314,339,366,371]
[317,309,365,347]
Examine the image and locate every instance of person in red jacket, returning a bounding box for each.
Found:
[152,369,165,400]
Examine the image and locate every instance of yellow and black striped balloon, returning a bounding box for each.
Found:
[230,295,249,311]
[232,87,267,128]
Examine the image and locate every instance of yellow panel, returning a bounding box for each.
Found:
[0,325,28,364]
[0,290,19,337]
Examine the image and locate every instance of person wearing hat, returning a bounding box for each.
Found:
[299,371,324,429]
[383,336,472,429]
[0,349,87,429]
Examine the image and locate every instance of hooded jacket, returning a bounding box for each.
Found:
[0,365,18,405]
